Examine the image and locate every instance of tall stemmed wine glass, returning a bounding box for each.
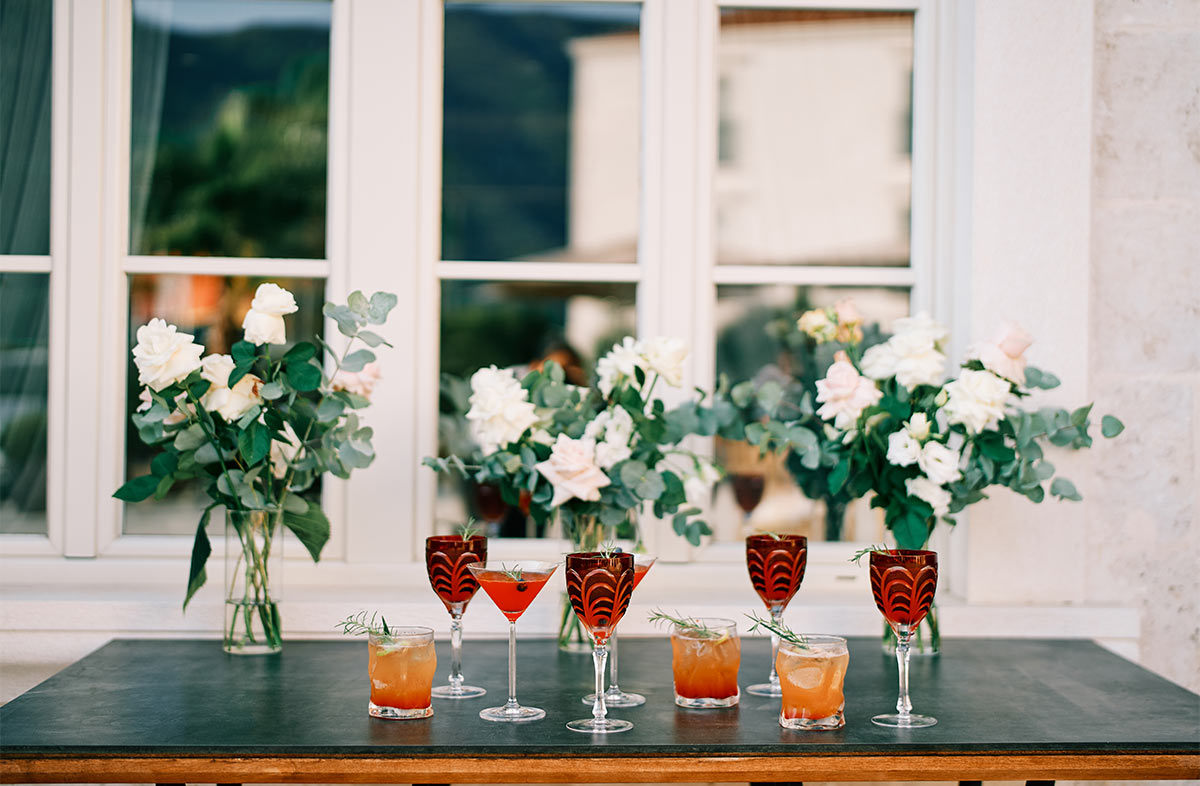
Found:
[425,533,487,699]
[744,533,807,697]
[565,551,635,733]
[467,561,558,722]
[730,474,765,522]
[582,553,656,708]
[869,549,938,728]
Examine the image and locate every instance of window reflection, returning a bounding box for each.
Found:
[714,284,910,543]
[130,0,331,258]
[123,274,324,535]
[0,0,52,255]
[0,274,49,534]
[437,280,636,537]
[716,9,914,266]
[442,2,641,263]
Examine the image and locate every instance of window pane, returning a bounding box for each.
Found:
[0,274,49,534]
[716,10,913,266]
[1,0,52,255]
[437,280,636,537]
[123,274,324,535]
[130,0,331,259]
[713,284,910,543]
[442,3,641,263]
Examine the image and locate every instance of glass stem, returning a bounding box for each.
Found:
[505,620,519,712]
[767,606,783,689]
[449,612,464,690]
[895,626,913,717]
[592,641,609,722]
[608,629,620,692]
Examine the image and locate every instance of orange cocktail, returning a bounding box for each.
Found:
[776,635,849,730]
[367,627,437,720]
[472,567,555,621]
[670,617,740,708]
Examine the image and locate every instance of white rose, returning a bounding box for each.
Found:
[892,312,948,349]
[906,412,931,441]
[887,430,921,467]
[132,318,205,391]
[889,330,947,389]
[681,459,721,507]
[199,353,263,421]
[242,309,287,346]
[969,322,1034,385]
[200,353,236,388]
[905,475,951,517]
[269,421,303,480]
[943,369,1012,434]
[535,434,611,507]
[530,428,555,446]
[917,440,961,485]
[466,365,539,454]
[331,361,381,399]
[815,351,882,429]
[248,283,299,316]
[641,336,688,387]
[596,337,645,397]
[859,342,898,380]
[594,439,632,470]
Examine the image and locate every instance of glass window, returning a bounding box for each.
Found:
[716,9,914,266]
[713,284,910,544]
[0,274,50,534]
[123,274,325,535]
[129,0,332,258]
[0,0,53,255]
[442,2,641,263]
[437,280,636,537]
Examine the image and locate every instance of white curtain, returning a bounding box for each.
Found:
[128,0,173,254]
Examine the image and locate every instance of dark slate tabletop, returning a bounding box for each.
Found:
[1,637,1197,757]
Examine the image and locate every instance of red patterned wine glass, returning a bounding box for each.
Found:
[466,561,558,723]
[745,533,807,697]
[565,551,635,734]
[869,549,939,728]
[425,534,488,699]
[582,553,656,708]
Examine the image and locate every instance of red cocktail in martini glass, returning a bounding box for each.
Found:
[565,551,634,733]
[745,533,807,697]
[425,534,487,699]
[582,553,656,708]
[869,549,938,728]
[466,561,557,723]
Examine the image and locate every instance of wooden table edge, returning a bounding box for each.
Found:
[2,752,1198,783]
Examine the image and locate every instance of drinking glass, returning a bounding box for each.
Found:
[582,553,656,708]
[466,560,558,722]
[730,473,766,518]
[870,549,938,728]
[425,534,488,699]
[565,551,635,733]
[670,617,740,708]
[744,533,807,697]
[367,626,437,720]
[777,635,848,730]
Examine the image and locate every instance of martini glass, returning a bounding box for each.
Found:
[582,553,656,707]
[425,534,487,699]
[744,533,807,697]
[565,551,635,734]
[870,549,938,728]
[466,561,557,722]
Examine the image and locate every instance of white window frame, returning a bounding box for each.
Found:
[0,0,973,600]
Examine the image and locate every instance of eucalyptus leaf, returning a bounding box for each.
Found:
[1050,477,1082,501]
[367,291,398,324]
[1101,415,1125,438]
[316,397,345,423]
[356,330,391,348]
[173,423,207,451]
[340,349,375,373]
[260,381,284,400]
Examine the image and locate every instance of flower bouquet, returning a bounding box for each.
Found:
[426,336,760,649]
[115,283,396,654]
[795,306,1124,652]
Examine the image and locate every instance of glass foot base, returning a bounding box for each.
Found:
[872,712,937,728]
[480,704,545,723]
[566,718,633,734]
[781,710,844,730]
[745,682,782,697]
[369,701,433,720]
[432,684,486,699]
[675,692,739,709]
[582,689,645,708]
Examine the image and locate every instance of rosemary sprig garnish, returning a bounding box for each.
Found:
[598,541,621,558]
[647,609,724,639]
[746,611,809,649]
[499,563,524,581]
[337,610,391,637]
[457,517,481,540]
[849,544,889,565]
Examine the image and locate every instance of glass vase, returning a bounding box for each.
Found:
[556,512,611,653]
[225,508,283,655]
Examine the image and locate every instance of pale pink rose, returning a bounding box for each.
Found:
[833,299,864,343]
[969,322,1034,385]
[331,361,381,399]
[815,351,883,429]
[534,434,611,507]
